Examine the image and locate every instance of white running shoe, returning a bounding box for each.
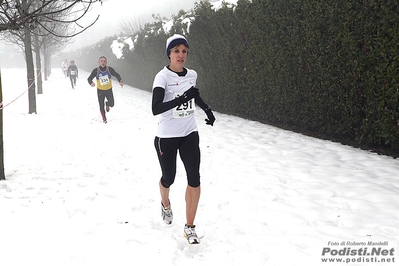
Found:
[161,202,173,225]
[184,224,200,244]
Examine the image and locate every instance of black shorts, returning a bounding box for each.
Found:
[154,131,200,188]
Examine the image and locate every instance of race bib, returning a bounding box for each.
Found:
[70,70,76,75]
[99,75,110,86]
[173,93,195,118]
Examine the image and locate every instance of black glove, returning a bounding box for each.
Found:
[178,87,199,104]
[205,108,215,126]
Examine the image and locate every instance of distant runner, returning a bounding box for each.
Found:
[67,60,78,89]
[61,59,69,78]
[87,56,124,123]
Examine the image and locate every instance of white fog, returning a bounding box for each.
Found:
[0,0,202,67]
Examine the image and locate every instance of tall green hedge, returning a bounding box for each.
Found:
[188,0,399,151]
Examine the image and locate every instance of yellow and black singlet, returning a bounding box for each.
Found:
[96,67,113,90]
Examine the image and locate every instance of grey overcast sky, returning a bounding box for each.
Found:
[0,0,210,65]
[68,0,200,50]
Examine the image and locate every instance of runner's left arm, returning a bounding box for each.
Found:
[194,90,215,126]
[108,67,122,82]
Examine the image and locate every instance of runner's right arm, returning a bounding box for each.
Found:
[87,68,97,85]
[152,87,181,115]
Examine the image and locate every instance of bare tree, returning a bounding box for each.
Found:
[1,0,102,34]
[0,71,4,180]
[0,0,104,180]
[119,17,144,37]
[42,33,67,80]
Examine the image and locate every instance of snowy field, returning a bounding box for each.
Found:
[1,68,398,266]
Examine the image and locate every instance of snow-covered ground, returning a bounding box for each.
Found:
[1,68,398,266]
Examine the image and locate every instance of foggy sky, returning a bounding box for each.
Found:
[0,0,202,66]
[69,0,201,50]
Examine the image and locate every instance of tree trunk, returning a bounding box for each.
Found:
[24,27,37,114]
[0,70,5,180]
[43,44,49,81]
[34,35,43,94]
[43,44,52,81]
[22,0,37,114]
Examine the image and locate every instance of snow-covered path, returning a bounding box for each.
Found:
[1,68,398,266]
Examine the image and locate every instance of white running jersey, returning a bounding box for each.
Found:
[153,66,198,138]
